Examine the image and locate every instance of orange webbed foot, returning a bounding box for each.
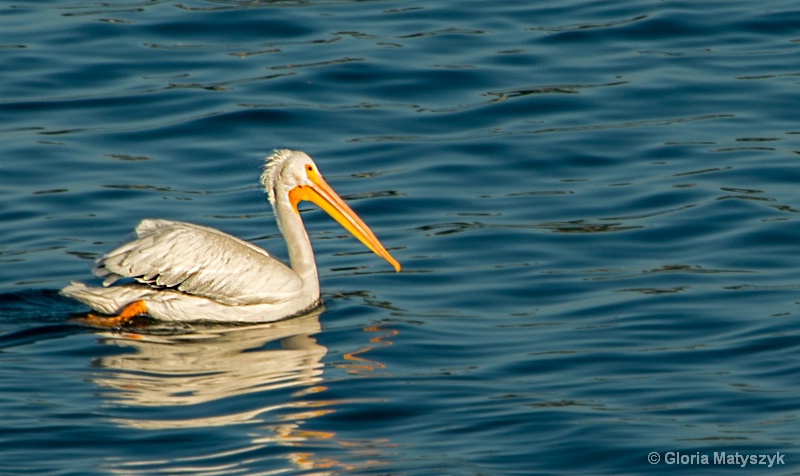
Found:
[73,300,148,328]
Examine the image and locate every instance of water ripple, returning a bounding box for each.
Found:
[3,0,800,473]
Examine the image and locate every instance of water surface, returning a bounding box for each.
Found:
[2,1,800,474]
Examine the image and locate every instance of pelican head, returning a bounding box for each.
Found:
[261,150,400,272]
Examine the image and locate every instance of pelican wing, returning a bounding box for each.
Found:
[95,219,302,306]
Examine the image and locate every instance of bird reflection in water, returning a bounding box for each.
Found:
[85,306,396,474]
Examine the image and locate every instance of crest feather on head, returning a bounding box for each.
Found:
[260,149,294,206]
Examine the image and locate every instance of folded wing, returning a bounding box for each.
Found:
[95,219,302,306]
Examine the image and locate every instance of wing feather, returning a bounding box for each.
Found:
[95,219,302,305]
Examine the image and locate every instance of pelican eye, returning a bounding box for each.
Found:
[304,164,318,181]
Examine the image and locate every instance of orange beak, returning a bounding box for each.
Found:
[289,172,401,272]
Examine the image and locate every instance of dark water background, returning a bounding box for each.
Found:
[3,1,800,474]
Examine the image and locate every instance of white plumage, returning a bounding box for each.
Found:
[61,150,400,323]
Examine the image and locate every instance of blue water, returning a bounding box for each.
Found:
[3,1,800,474]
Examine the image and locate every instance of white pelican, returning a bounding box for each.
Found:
[61,149,400,325]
